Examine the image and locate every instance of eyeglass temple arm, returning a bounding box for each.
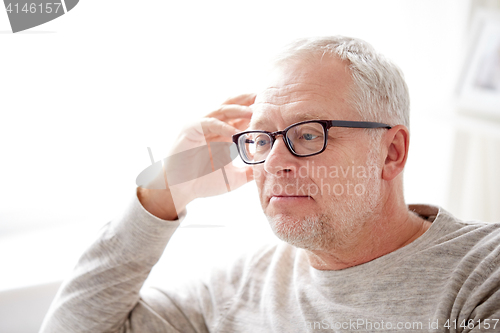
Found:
[328,120,392,129]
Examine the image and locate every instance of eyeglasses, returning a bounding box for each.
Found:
[232,120,392,165]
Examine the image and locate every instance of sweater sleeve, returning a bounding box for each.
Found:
[39,192,198,333]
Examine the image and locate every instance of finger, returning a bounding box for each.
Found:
[224,164,254,191]
[200,117,239,139]
[221,93,257,106]
[224,162,254,180]
[206,104,253,122]
[229,118,251,131]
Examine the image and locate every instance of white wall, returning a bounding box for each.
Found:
[0,0,469,236]
[0,0,472,330]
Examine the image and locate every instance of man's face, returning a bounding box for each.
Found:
[250,57,383,251]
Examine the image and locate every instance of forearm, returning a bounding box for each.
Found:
[137,186,186,221]
[40,192,182,333]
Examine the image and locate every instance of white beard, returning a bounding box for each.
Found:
[266,148,382,252]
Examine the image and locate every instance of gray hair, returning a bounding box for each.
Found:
[273,36,410,129]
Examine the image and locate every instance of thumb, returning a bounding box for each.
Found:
[223,163,254,191]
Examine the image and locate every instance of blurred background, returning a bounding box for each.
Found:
[1,0,499,331]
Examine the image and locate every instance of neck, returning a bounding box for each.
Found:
[305,190,432,271]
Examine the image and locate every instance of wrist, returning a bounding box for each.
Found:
[137,187,184,221]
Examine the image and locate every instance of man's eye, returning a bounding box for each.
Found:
[257,139,269,146]
[300,133,319,140]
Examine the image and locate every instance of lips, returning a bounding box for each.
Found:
[268,195,313,206]
[266,190,315,202]
[270,195,312,199]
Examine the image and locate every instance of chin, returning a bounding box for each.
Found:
[265,213,331,250]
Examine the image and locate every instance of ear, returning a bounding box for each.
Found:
[382,125,410,181]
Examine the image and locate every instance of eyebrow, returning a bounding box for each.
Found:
[250,111,322,130]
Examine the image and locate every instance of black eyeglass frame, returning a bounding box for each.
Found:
[232,120,392,165]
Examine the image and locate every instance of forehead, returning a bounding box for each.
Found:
[250,57,358,129]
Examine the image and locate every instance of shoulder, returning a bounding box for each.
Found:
[411,204,500,249]
[414,205,500,278]
[431,210,500,319]
[433,207,500,253]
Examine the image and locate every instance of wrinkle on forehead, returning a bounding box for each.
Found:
[250,87,348,130]
[249,58,355,130]
[250,109,322,130]
[256,82,345,105]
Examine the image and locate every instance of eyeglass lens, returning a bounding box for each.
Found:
[237,122,326,163]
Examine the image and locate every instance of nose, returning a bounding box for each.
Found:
[263,135,298,176]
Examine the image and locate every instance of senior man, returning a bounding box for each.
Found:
[41,36,500,332]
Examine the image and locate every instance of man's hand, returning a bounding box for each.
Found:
[138,94,255,220]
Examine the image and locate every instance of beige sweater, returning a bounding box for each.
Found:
[40,195,500,332]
